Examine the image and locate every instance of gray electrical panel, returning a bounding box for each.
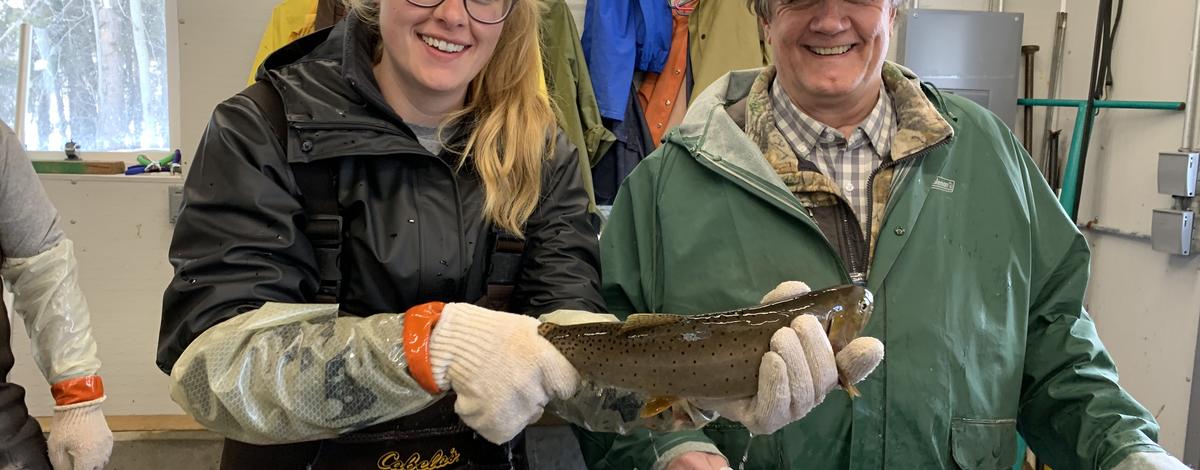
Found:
[896,9,1024,128]
[1152,209,1194,256]
[1158,152,1199,197]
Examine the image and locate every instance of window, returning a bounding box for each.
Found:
[1,0,169,152]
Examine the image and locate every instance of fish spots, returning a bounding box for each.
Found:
[543,285,872,399]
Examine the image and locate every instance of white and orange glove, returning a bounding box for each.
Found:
[403,302,579,444]
[47,377,112,470]
[693,281,884,435]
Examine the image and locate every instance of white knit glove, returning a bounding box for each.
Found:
[695,281,884,435]
[47,396,113,470]
[429,303,579,444]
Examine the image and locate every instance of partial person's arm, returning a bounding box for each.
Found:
[0,122,112,470]
[158,95,445,444]
[161,97,584,446]
[1007,128,1180,470]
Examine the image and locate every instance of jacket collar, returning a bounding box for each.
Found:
[258,13,474,161]
[669,62,954,185]
[261,12,407,128]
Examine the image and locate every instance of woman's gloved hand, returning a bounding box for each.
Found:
[425,303,579,444]
[694,281,884,435]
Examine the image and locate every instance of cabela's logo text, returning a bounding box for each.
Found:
[376,448,461,470]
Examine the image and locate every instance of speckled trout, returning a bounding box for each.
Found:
[538,285,874,410]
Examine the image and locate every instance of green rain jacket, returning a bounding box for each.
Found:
[579,63,1166,470]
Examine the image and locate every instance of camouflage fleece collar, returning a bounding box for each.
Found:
[745,62,953,167]
[880,62,955,160]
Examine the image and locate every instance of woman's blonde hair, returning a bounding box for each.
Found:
[344,0,555,236]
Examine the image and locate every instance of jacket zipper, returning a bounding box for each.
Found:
[841,210,865,285]
[861,137,952,277]
[295,119,472,299]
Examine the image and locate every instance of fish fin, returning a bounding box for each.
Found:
[621,314,685,333]
[536,323,557,336]
[640,396,679,419]
[841,377,862,399]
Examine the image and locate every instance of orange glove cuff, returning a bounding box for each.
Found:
[403,302,445,395]
[50,375,105,406]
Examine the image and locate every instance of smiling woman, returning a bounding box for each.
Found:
[346,0,554,234]
[158,0,603,467]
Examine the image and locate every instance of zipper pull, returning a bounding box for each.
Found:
[850,272,867,286]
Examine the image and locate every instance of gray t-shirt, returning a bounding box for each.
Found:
[0,122,63,260]
[408,123,447,155]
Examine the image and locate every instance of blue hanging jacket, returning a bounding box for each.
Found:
[581,0,671,121]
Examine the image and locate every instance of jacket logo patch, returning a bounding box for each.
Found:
[932,177,956,193]
[377,448,461,470]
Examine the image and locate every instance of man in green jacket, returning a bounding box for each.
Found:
[581,0,1188,469]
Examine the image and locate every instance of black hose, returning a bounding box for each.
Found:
[1105,0,1125,92]
[1073,0,1113,220]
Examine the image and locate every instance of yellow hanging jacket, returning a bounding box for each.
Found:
[247,0,318,86]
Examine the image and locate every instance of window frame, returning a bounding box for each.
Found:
[20,0,182,167]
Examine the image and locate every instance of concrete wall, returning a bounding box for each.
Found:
[10,0,1199,461]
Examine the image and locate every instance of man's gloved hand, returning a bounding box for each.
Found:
[694,281,884,435]
[47,396,113,470]
[665,451,730,470]
[1111,451,1190,469]
[428,303,578,444]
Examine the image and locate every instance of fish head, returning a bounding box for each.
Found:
[826,286,874,352]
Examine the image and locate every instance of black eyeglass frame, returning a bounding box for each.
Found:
[404,0,517,25]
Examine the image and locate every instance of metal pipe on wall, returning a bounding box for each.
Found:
[1040,11,1069,175]
[1076,221,1151,241]
[1180,1,1200,467]
[1182,0,1200,151]
[1022,46,1040,154]
[15,23,31,142]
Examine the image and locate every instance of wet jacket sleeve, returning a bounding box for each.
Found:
[158,95,438,443]
[512,131,605,315]
[582,153,721,469]
[1011,130,1163,470]
[0,122,101,385]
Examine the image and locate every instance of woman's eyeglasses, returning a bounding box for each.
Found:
[405,0,516,25]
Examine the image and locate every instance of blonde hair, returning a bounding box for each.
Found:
[344,0,555,236]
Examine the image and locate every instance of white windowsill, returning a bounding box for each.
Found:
[38,173,183,184]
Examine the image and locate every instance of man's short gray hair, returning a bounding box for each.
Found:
[746,0,905,21]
